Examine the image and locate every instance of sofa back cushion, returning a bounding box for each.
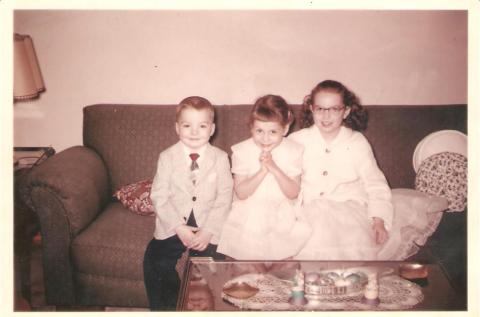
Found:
[84,104,466,193]
[84,105,178,193]
[362,105,466,188]
[213,104,305,154]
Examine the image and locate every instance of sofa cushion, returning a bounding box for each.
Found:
[415,152,467,212]
[391,188,447,248]
[84,104,466,191]
[75,272,149,307]
[391,188,448,214]
[71,202,155,280]
[378,188,447,260]
[83,105,178,193]
[364,105,466,188]
[113,179,154,216]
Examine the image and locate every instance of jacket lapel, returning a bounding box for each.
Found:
[195,144,216,185]
[171,142,194,193]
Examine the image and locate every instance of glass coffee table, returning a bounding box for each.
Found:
[177,257,465,311]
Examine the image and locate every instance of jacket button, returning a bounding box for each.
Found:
[319,192,324,196]
[192,196,197,201]
[325,148,330,153]
[322,171,328,176]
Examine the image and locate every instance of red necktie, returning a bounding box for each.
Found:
[189,153,199,171]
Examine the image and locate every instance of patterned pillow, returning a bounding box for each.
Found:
[113,179,155,216]
[415,152,467,212]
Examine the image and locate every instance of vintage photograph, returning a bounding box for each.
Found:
[7,2,475,313]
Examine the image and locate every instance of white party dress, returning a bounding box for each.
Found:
[217,138,311,260]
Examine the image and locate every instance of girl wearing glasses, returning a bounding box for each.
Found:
[289,80,393,260]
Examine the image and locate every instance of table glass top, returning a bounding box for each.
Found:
[177,258,465,311]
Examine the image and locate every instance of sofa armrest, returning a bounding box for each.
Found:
[21,145,110,305]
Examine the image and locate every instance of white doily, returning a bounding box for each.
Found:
[221,273,424,311]
[221,274,292,310]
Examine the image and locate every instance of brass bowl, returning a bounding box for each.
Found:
[399,263,428,279]
[223,282,259,299]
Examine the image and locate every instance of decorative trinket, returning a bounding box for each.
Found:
[362,271,380,306]
[289,270,308,305]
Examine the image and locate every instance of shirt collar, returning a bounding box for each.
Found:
[181,143,208,163]
[310,125,352,146]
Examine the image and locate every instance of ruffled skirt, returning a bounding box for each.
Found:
[217,199,311,260]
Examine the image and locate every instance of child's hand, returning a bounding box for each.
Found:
[372,217,389,244]
[189,229,213,251]
[259,151,269,172]
[175,225,199,247]
[260,150,271,164]
[260,151,279,172]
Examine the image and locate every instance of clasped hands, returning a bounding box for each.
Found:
[259,150,279,173]
[175,225,212,251]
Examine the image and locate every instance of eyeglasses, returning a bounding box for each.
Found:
[311,105,345,116]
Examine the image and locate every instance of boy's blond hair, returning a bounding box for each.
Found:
[176,96,215,122]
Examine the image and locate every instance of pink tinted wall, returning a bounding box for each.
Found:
[13,10,467,152]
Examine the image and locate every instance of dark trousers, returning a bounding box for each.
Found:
[143,212,224,311]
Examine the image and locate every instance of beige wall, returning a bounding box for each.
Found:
[13,10,467,152]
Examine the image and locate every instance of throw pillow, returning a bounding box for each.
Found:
[415,152,467,212]
[113,179,155,216]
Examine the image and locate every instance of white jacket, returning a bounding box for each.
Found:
[289,126,393,229]
[150,141,233,244]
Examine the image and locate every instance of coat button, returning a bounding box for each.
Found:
[322,171,328,176]
[319,192,324,196]
[192,196,197,201]
[325,148,330,153]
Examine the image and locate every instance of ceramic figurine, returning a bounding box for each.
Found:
[289,270,308,305]
[362,271,380,306]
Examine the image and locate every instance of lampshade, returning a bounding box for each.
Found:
[14,33,45,100]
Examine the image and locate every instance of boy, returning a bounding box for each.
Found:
[143,96,233,310]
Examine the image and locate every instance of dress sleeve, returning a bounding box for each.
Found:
[283,140,303,177]
[356,135,394,230]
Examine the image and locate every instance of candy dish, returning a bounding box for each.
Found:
[304,269,368,297]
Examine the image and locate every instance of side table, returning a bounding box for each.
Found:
[14,147,55,309]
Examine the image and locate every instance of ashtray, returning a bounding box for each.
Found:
[399,263,428,280]
[222,282,259,299]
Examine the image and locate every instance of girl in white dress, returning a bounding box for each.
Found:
[217,95,311,260]
[289,80,393,260]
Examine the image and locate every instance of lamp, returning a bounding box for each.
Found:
[14,33,45,101]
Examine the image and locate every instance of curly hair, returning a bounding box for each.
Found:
[301,80,368,131]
